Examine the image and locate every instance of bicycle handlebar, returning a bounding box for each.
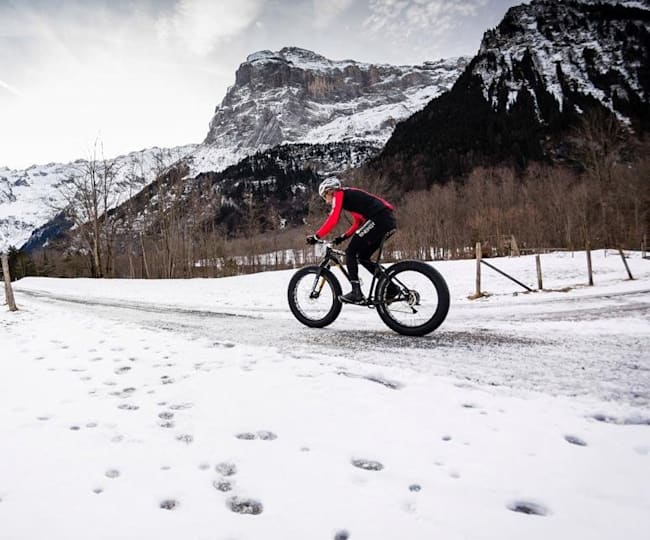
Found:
[312,239,345,257]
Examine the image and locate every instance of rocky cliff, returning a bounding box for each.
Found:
[372,0,650,189]
[187,47,468,175]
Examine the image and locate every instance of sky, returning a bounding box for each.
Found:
[0,0,523,170]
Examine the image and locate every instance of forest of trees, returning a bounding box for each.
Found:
[3,110,649,281]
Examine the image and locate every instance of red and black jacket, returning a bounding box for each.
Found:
[316,188,394,239]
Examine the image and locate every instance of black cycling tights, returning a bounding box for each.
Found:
[345,212,396,282]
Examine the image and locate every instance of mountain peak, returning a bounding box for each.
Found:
[245,46,361,72]
[198,49,469,174]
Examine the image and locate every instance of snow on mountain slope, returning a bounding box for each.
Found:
[187,48,468,175]
[2,47,468,251]
[473,0,650,123]
[0,145,196,251]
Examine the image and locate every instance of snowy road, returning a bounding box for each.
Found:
[18,283,650,407]
[2,251,649,540]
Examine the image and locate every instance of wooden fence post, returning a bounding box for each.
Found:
[618,248,634,280]
[536,254,543,290]
[475,242,482,298]
[2,253,18,312]
[586,241,594,286]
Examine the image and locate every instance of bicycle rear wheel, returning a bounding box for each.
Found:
[288,266,342,328]
[376,261,450,336]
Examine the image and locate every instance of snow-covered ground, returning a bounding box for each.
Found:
[2,250,649,539]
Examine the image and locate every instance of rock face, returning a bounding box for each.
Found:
[373,0,650,188]
[188,47,469,175]
[2,47,468,251]
[474,0,650,128]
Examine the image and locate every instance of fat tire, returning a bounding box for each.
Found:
[376,261,450,336]
[288,266,343,328]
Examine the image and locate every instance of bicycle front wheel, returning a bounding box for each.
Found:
[376,261,450,336]
[287,266,342,328]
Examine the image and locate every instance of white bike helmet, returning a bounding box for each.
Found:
[318,177,342,199]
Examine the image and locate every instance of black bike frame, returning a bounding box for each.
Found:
[314,232,397,307]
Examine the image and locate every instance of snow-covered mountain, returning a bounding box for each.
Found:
[0,145,196,251]
[475,0,650,125]
[373,0,650,188]
[1,48,468,252]
[186,47,468,176]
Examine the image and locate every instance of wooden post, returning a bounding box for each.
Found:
[475,242,482,298]
[2,253,18,311]
[618,248,634,280]
[536,254,543,290]
[586,241,594,286]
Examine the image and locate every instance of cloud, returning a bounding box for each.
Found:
[156,0,265,55]
[0,79,23,98]
[312,0,355,27]
[361,0,489,60]
[364,0,487,35]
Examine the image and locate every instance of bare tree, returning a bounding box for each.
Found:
[58,140,119,277]
[570,109,629,245]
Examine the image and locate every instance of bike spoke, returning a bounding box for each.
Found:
[294,272,337,321]
[382,271,440,329]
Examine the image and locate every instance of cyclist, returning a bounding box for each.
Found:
[306,177,398,304]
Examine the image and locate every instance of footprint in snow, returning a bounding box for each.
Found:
[213,341,236,348]
[169,403,193,410]
[215,462,237,476]
[507,500,549,516]
[111,388,136,398]
[117,403,139,411]
[351,459,383,471]
[564,435,587,446]
[213,479,234,492]
[160,499,179,510]
[159,411,174,420]
[105,469,120,479]
[227,496,263,515]
[235,431,277,441]
[175,434,194,444]
[334,530,350,540]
